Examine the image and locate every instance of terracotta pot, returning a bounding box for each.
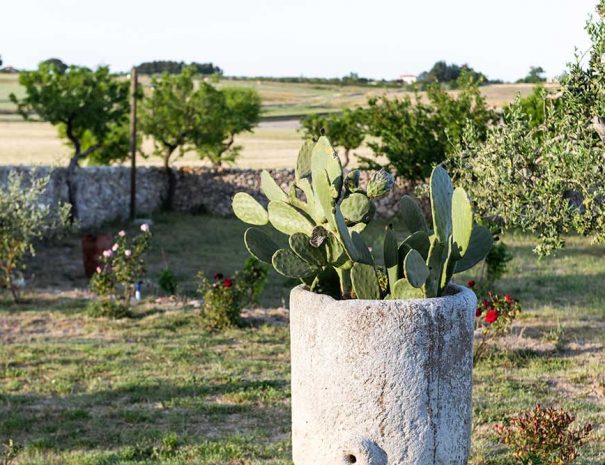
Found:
[289,284,476,465]
[81,233,112,278]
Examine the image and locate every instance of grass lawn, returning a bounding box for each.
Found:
[1,213,604,464]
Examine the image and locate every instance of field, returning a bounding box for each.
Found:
[0,73,540,168]
[1,213,604,465]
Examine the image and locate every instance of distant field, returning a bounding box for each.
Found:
[0,73,542,168]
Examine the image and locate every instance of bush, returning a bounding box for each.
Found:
[90,224,151,309]
[197,258,269,330]
[0,172,70,302]
[473,287,521,363]
[198,272,243,330]
[495,404,592,465]
[157,268,178,295]
[86,300,132,319]
[450,5,605,255]
[363,71,496,180]
[235,257,268,307]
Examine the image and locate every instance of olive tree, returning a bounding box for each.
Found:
[450,1,605,255]
[300,109,366,167]
[196,86,261,166]
[0,172,70,302]
[10,63,130,219]
[140,67,225,208]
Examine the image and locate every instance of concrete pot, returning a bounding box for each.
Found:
[290,284,477,465]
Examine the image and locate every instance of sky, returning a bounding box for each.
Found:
[0,0,598,81]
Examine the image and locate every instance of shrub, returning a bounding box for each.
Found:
[157,267,178,295]
[0,172,70,302]
[495,404,592,465]
[198,272,243,330]
[86,300,132,319]
[473,287,521,363]
[89,224,151,311]
[362,71,496,181]
[235,257,268,307]
[450,3,605,255]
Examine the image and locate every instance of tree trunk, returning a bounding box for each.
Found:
[163,152,177,211]
[342,148,351,168]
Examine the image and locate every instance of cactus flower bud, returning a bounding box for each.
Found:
[366,169,394,199]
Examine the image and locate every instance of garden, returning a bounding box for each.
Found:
[2,2,605,465]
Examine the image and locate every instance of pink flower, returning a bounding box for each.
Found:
[112,243,119,251]
[95,266,102,273]
[124,249,132,257]
[504,294,514,304]
[118,230,126,237]
[102,250,112,258]
[140,224,150,232]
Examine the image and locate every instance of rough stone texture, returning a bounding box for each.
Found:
[0,166,423,229]
[289,284,477,465]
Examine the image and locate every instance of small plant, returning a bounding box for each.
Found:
[86,300,132,319]
[0,172,70,302]
[235,257,269,307]
[89,224,151,315]
[473,287,521,363]
[1,439,20,465]
[477,240,513,292]
[495,404,592,465]
[232,137,491,300]
[198,272,243,330]
[157,267,178,295]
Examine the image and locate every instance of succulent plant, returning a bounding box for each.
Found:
[232,138,490,300]
[232,137,391,299]
[384,165,493,299]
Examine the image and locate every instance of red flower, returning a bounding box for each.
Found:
[475,307,482,317]
[467,280,476,288]
[485,309,499,324]
[222,278,233,288]
[504,294,514,304]
[482,299,490,308]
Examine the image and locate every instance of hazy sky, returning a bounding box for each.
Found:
[0,0,597,81]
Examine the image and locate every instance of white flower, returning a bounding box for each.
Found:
[140,223,150,232]
[102,250,112,258]
[118,230,126,237]
[112,243,119,251]
[95,266,102,273]
[124,249,132,257]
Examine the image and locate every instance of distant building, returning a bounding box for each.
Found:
[0,66,19,73]
[399,73,417,84]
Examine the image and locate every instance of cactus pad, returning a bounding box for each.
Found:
[232,192,268,225]
[243,227,279,263]
[268,201,314,236]
[272,248,318,278]
[351,262,381,299]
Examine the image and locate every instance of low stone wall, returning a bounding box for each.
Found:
[0,166,420,229]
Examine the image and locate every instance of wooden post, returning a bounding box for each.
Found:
[129,67,138,221]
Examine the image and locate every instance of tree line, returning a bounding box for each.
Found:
[10,62,261,216]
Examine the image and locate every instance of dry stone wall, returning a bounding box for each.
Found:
[0,166,420,229]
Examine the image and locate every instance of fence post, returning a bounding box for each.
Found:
[129,67,138,221]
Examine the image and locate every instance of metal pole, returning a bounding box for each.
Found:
[129,67,138,221]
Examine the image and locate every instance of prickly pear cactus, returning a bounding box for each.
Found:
[232,137,393,299]
[232,138,491,300]
[385,165,493,298]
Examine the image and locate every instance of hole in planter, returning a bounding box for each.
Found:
[344,454,357,464]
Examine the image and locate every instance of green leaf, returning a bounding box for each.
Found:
[232,192,268,225]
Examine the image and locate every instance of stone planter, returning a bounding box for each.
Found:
[290,284,477,465]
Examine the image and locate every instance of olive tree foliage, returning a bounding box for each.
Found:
[195,86,261,166]
[300,109,366,167]
[363,72,497,181]
[0,172,70,303]
[140,67,225,208]
[450,2,605,255]
[10,64,130,219]
[140,69,261,208]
